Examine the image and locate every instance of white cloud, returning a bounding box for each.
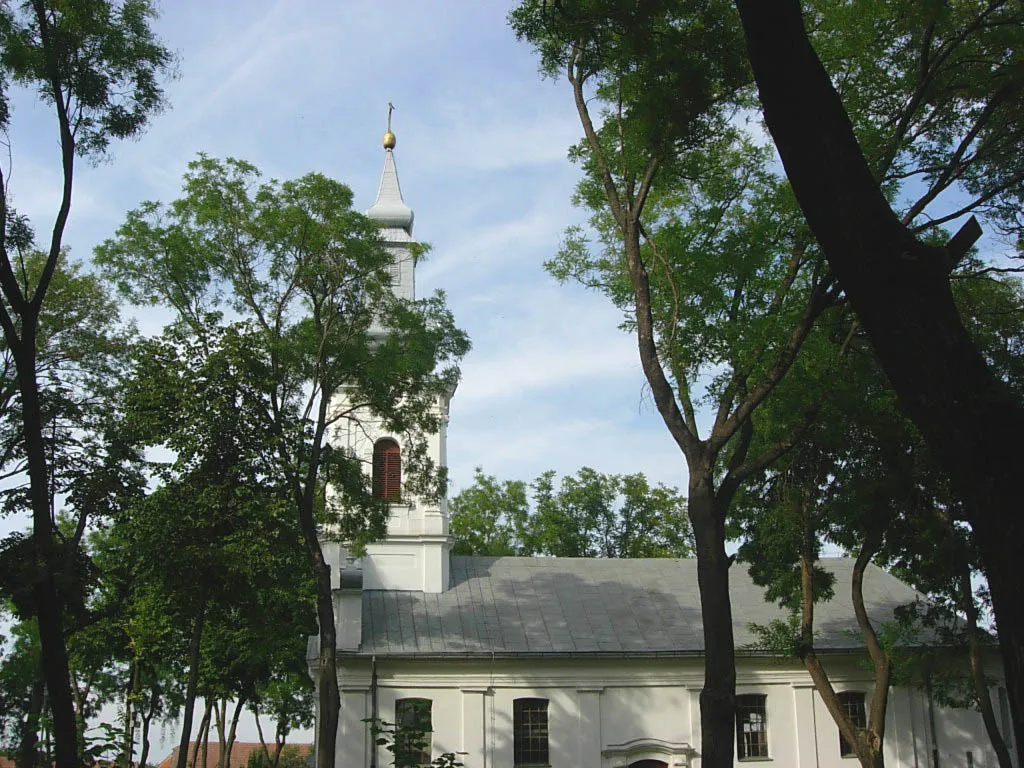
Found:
[423,100,582,173]
[419,205,570,285]
[457,333,638,413]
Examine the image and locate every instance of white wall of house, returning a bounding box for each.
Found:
[329,656,1013,768]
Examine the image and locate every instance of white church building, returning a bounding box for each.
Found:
[312,127,1016,768]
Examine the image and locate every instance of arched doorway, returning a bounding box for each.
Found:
[604,737,692,767]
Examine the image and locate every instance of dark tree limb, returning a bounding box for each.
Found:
[734,2,1024,761]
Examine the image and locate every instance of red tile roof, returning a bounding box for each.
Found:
[155,742,312,768]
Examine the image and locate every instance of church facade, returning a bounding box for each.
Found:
[311,130,1015,768]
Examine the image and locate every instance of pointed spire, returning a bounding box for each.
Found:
[367,103,414,235]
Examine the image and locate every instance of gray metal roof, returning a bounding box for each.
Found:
[357,556,924,656]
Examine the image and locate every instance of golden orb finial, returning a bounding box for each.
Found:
[383,101,396,149]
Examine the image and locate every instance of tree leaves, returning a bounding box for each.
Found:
[451,466,691,558]
[0,0,173,155]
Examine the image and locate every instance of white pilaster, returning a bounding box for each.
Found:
[461,688,489,767]
[339,687,370,768]
[578,687,604,767]
[792,684,820,768]
[689,688,702,767]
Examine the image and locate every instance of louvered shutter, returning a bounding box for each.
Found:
[373,439,401,501]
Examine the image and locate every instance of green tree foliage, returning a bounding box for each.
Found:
[99,321,319,768]
[0,253,145,768]
[248,670,314,768]
[451,467,691,558]
[0,251,143,525]
[76,325,321,768]
[736,273,1023,768]
[0,2,172,763]
[0,616,44,764]
[513,2,1024,764]
[511,3,842,764]
[96,155,469,768]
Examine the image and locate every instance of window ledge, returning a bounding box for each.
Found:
[739,758,773,762]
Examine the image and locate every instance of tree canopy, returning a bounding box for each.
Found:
[451,467,691,558]
[734,1,1024,760]
[96,155,469,768]
[512,1,1024,765]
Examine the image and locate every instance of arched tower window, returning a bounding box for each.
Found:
[373,438,401,501]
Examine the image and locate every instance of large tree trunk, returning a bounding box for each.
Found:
[311,548,340,768]
[14,333,79,768]
[297,485,339,768]
[70,670,91,761]
[138,685,159,768]
[223,697,245,768]
[960,566,1014,768]
[13,6,82,761]
[198,705,211,768]
[851,540,889,768]
[176,597,208,768]
[252,708,271,761]
[190,702,213,768]
[798,551,871,767]
[688,474,736,768]
[733,2,1024,761]
[123,660,140,767]
[16,659,46,768]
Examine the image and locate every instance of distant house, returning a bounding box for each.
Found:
[155,743,312,768]
[311,125,1017,768]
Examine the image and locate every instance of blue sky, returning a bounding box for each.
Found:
[4,0,693,753]
[8,0,690,501]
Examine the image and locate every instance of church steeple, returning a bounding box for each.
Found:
[367,103,414,236]
[320,106,451,620]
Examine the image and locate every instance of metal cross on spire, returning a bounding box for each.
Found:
[383,102,397,150]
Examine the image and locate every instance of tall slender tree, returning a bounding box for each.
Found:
[0,2,172,763]
[515,3,1024,764]
[96,156,468,768]
[512,4,842,763]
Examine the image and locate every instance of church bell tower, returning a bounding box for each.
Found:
[326,111,455,610]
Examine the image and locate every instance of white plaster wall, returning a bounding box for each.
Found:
[601,684,692,748]
[362,538,451,593]
[328,391,451,525]
[334,656,1009,768]
[929,699,1008,768]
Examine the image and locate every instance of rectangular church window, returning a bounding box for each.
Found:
[838,691,867,757]
[395,698,432,766]
[736,694,769,760]
[513,698,549,766]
